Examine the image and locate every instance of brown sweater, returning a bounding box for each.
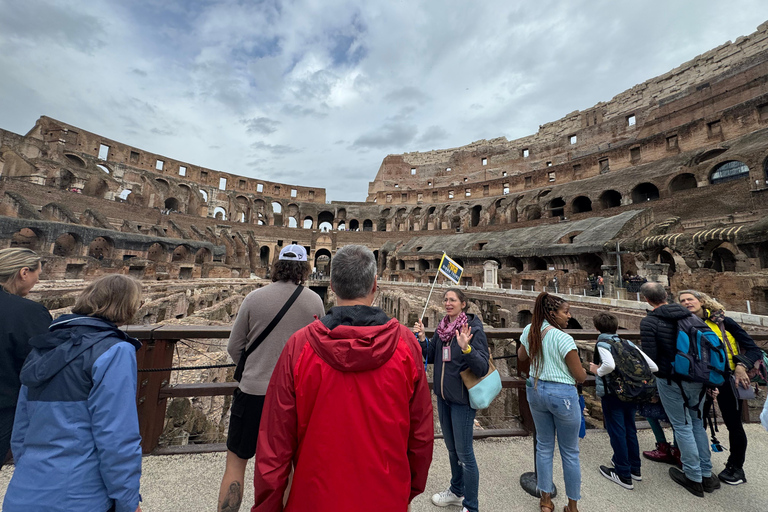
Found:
[228,281,325,395]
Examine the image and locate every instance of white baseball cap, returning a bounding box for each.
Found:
[279,244,308,261]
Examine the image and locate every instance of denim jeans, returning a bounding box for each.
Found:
[601,395,640,479]
[526,380,582,501]
[657,379,712,482]
[436,395,479,512]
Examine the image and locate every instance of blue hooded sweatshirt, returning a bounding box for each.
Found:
[3,315,143,512]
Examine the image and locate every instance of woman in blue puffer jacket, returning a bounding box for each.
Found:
[3,274,144,512]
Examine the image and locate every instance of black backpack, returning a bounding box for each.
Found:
[595,336,657,403]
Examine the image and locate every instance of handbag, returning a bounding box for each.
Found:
[730,375,756,400]
[233,285,304,381]
[460,353,502,410]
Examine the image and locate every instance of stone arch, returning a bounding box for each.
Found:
[470,205,482,227]
[318,211,334,232]
[303,216,314,229]
[548,197,565,218]
[271,202,284,226]
[88,236,113,260]
[523,204,541,221]
[529,256,547,271]
[53,233,81,257]
[172,245,193,263]
[286,203,300,227]
[11,228,42,251]
[195,247,211,264]
[363,219,373,231]
[711,244,737,272]
[709,160,749,185]
[349,219,359,231]
[668,173,697,194]
[164,197,180,211]
[314,248,332,274]
[213,206,227,220]
[337,208,347,220]
[572,196,592,213]
[254,199,266,224]
[200,189,208,202]
[96,164,110,174]
[236,195,251,223]
[53,169,76,190]
[154,178,170,194]
[599,190,622,209]
[337,220,345,231]
[578,253,603,275]
[64,153,86,167]
[517,310,532,327]
[631,182,660,203]
[288,217,298,228]
[503,256,524,272]
[147,242,166,262]
[82,177,109,198]
[657,248,678,280]
[259,246,271,267]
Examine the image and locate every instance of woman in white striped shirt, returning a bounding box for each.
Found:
[518,292,586,512]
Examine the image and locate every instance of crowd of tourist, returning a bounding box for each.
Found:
[1,245,767,512]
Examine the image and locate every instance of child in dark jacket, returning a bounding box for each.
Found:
[589,313,658,490]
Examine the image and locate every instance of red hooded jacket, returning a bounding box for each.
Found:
[252,307,434,512]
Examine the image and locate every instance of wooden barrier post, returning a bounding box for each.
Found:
[134,327,176,454]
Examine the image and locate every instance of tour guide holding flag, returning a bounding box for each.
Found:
[414,254,490,512]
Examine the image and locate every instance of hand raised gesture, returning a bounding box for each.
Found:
[413,319,426,341]
[456,323,473,351]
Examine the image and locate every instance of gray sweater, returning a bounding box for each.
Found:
[228,281,325,395]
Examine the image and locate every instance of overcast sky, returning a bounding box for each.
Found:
[1,1,767,201]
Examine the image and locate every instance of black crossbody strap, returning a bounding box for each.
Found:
[234,285,304,380]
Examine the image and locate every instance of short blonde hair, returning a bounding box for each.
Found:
[72,275,143,325]
[0,248,42,289]
[677,289,725,312]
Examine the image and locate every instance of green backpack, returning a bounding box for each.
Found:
[595,336,657,403]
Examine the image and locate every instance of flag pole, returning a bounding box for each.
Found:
[421,253,444,321]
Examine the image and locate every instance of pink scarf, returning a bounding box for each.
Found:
[436,311,468,343]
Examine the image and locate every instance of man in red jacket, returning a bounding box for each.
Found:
[252,244,433,512]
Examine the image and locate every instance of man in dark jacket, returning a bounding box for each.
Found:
[252,245,433,512]
[639,282,716,498]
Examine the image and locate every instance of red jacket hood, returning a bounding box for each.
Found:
[305,317,404,372]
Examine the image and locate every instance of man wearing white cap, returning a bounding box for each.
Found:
[218,244,325,512]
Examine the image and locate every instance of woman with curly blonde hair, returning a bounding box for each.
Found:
[678,289,762,486]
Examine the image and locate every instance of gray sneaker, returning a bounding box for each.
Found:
[431,489,463,507]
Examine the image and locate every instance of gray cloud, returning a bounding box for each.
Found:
[384,87,431,105]
[417,125,449,146]
[250,140,297,155]
[350,123,418,151]
[242,117,280,135]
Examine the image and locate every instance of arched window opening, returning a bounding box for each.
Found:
[303,217,314,229]
[578,253,603,275]
[288,217,298,228]
[200,190,208,202]
[53,233,79,257]
[319,222,333,231]
[504,256,524,272]
[315,249,332,275]
[572,196,592,213]
[338,221,346,231]
[710,160,749,185]
[195,247,211,264]
[363,219,373,231]
[668,173,697,194]
[471,205,482,227]
[88,236,113,260]
[529,257,547,271]
[631,183,660,203]
[600,190,622,209]
[164,197,180,212]
[10,228,40,250]
[259,246,270,267]
[658,250,676,280]
[517,310,532,328]
[96,164,110,174]
[213,206,226,220]
[712,247,736,272]
[147,242,165,262]
[524,205,541,221]
[349,219,359,231]
[549,197,565,218]
[172,245,191,262]
[64,154,86,167]
[118,189,132,200]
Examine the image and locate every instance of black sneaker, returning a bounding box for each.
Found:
[600,465,634,490]
[611,457,642,481]
[702,474,721,493]
[718,466,747,485]
[669,467,704,497]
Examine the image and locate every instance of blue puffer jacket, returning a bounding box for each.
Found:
[3,315,143,512]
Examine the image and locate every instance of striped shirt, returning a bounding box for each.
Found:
[520,320,578,385]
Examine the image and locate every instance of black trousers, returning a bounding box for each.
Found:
[716,380,748,469]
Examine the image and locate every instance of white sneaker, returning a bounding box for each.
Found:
[431,488,463,507]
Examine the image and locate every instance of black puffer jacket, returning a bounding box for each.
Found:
[639,303,692,380]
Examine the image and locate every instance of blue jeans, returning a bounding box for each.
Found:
[436,395,479,512]
[526,380,582,501]
[657,379,712,482]
[601,395,640,479]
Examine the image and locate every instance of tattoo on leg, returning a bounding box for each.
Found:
[219,481,243,512]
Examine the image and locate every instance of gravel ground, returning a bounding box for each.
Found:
[2,425,767,511]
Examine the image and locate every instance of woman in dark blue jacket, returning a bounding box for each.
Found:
[4,274,144,512]
[414,288,489,512]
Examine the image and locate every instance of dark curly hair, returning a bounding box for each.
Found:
[271,260,310,285]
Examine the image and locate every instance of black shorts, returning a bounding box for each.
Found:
[226,388,266,460]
